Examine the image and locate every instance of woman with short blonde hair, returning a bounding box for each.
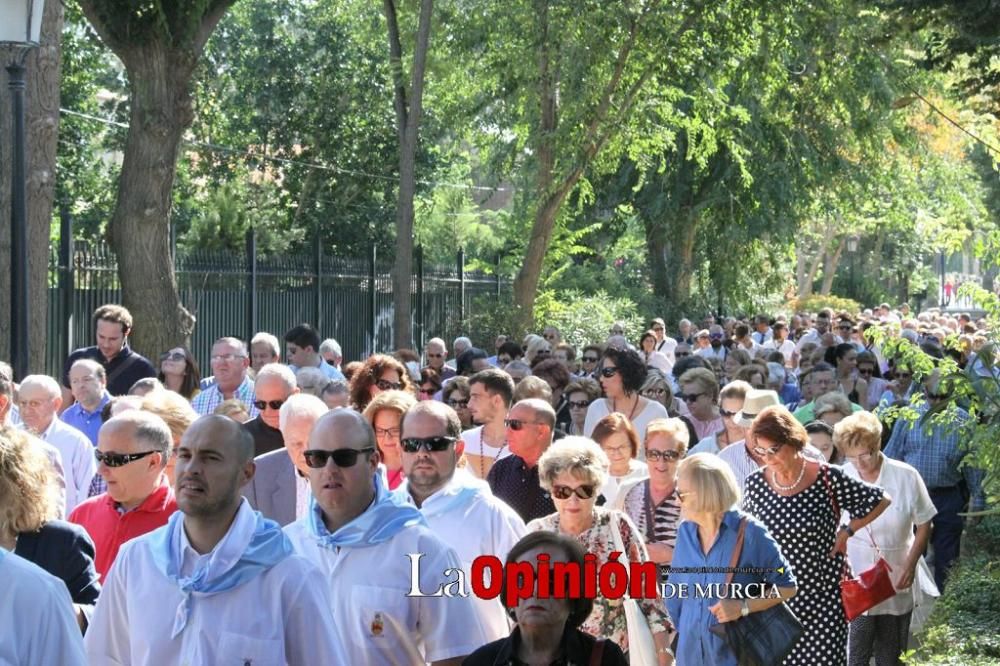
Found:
[362,389,417,490]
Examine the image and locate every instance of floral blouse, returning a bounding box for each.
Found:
[526,508,672,653]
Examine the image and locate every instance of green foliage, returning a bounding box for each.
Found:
[786,295,863,316]
[533,290,646,351]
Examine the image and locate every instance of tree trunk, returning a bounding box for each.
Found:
[108,47,195,358]
[663,207,699,306]
[820,235,846,295]
[795,249,811,298]
[385,0,433,352]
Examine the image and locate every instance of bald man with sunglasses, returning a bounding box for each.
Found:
[487,398,559,522]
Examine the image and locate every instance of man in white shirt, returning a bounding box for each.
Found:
[763,322,797,367]
[751,314,773,345]
[0,550,86,665]
[85,415,338,665]
[650,317,677,362]
[286,409,489,665]
[695,325,729,362]
[396,401,526,641]
[464,368,516,480]
[18,375,95,513]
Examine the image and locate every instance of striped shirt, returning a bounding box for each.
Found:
[191,376,259,418]
[717,440,758,492]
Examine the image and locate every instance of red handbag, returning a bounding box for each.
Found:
[821,465,898,621]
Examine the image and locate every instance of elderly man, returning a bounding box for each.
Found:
[192,337,259,417]
[61,359,112,447]
[284,323,345,381]
[19,375,95,513]
[285,409,487,664]
[61,304,156,403]
[243,393,328,525]
[425,337,455,380]
[487,398,557,522]
[396,401,526,641]
[243,363,299,457]
[792,362,863,424]
[85,416,338,664]
[319,338,343,370]
[69,411,177,582]
[249,332,281,373]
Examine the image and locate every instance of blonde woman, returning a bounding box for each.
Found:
[362,389,417,490]
[677,368,723,440]
[142,390,198,486]
[526,436,675,663]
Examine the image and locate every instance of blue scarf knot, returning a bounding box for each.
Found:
[307,472,425,549]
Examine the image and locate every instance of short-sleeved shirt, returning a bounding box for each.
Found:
[62,345,156,397]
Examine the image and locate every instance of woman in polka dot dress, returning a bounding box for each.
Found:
[742,406,890,665]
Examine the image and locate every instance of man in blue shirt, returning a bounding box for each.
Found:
[284,323,345,381]
[61,360,111,447]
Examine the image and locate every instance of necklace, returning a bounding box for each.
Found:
[771,457,806,491]
[611,393,641,422]
[478,429,507,479]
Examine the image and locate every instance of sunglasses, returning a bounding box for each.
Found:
[447,399,470,409]
[678,392,704,403]
[857,368,874,376]
[568,400,590,409]
[643,388,667,397]
[252,399,285,411]
[645,449,682,462]
[582,356,600,363]
[652,326,665,332]
[599,367,620,378]
[504,418,543,431]
[751,442,785,457]
[401,436,456,453]
[551,484,596,500]
[303,447,376,468]
[95,449,159,467]
[675,351,691,357]
[927,392,949,400]
[720,408,738,418]
[160,351,186,362]
[376,380,404,391]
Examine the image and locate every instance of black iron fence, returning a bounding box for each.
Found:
[46,230,508,377]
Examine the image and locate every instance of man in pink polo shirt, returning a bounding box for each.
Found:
[69,411,177,581]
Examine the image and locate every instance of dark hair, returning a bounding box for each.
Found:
[502,532,594,629]
[156,346,202,400]
[442,376,471,402]
[342,361,363,382]
[284,324,321,352]
[581,344,603,360]
[456,348,489,376]
[748,405,808,451]
[497,341,523,360]
[805,420,835,437]
[639,330,657,349]
[601,347,647,393]
[734,323,750,339]
[469,368,516,408]
[810,361,835,376]
[824,343,856,367]
[855,351,882,378]
[349,354,413,411]
[532,359,571,391]
[419,367,443,393]
[672,354,709,380]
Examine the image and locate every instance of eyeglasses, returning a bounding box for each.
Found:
[551,484,596,500]
[160,351,186,362]
[643,388,667,398]
[676,490,696,504]
[505,418,544,431]
[678,392,704,403]
[303,447,376,468]
[211,353,246,363]
[645,449,682,462]
[447,398,469,409]
[751,442,785,457]
[675,351,691,358]
[95,449,159,467]
[418,386,436,395]
[720,408,738,418]
[582,356,600,363]
[845,452,876,464]
[374,427,402,440]
[401,436,456,453]
[568,400,591,409]
[252,399,285,411]
[599,366,620,378]
[376,379,404,391]
[857,367,874,376]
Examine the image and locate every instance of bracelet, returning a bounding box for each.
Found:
[839,524,855,537]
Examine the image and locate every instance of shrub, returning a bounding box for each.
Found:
[786,294,862,316]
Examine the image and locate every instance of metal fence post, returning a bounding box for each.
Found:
[246,228,257,343]
[58,206,74,359]
[314,229,322,328]
[369,244,377,354]
[416,245,425,351]
[457,248,466,329]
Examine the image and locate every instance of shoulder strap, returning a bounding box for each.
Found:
[589,638,606,666]
[106,350,142,388]
[722,517,747,587]
[820,464,840,516]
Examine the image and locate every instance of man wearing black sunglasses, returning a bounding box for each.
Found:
[487,399,557,522]
[286,408,489,664]
[242,364,299,458]
[397,401,526,642]
[85,415,339,663]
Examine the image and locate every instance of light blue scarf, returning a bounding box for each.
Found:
[394,472,487,520]
[307,472,425,548]
[148,501,293,638]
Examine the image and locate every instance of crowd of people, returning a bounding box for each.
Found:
[0,301,990,665]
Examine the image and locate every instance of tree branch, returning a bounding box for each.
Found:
[383,0,409,143]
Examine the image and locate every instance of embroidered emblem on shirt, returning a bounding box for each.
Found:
[371,612,384,637]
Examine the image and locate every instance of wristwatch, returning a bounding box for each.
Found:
[740,600,750,617]
[839,524,855,537]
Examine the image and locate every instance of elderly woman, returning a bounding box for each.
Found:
[524,336,553,366]
[615,418,688,583]
[668,453,796,666]
[565,378,601,436]
[442,376,474,429]
[156,346,201,400]
[592,414,648,505]
[689,380,750,455]
[742,405,891,666]
[584,347,668,448]
[814,391,853,428]
[836,411,936,666]
[464,531,628,665]
[416,367,442,402]
[639,330,672,374]
[362,389,417,490]
[526,437,675,663]
[294,367,328,398]
[348,354,413,412]
[1,427,100,630]
[677,368,724,441]
[579,344,603,379]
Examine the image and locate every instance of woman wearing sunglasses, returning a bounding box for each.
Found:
[417,367,442,402]
[526,437,675,663]
[442,377,474,429]
[614,418,689,584]
[855,351,889,411]
[584,347,668,450]
[742,405,890,666]
[677,368,724,441]
[688,380,750,456]
[564,378,600,436]
[348,354,413,412]
[362,390,417,490]
[667,453,797,666]
[156,346,201,400]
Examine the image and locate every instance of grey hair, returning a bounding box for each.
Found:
[294,367,328,396]
[319,338,342,358]
[250,332,281,357]
[538,436,610,491]
[19,375,61,399]
[105,410,173,460]
[255,363,297,390]
[279,393,329,431]
[215,337,249,355]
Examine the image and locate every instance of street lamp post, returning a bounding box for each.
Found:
[1,0,44,381]
[847,234,859,302]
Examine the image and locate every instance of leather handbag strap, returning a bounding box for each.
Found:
[589,638,605,666]
[722,517,748,587]
[820,465,853,580]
